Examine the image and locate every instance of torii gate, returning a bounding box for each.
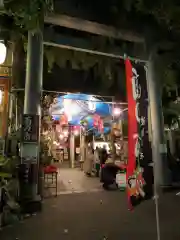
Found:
[22,13,169,208]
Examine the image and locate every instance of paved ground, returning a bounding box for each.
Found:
[57,168,102,194]
[1,190,180,240]
[44,167,102,197]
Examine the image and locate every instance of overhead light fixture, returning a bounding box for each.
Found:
[59,134,64,140]
[0,42,7,65]
[63,130,68,137]
[113,107,121,116]
[88,96,96,112]
[74,129,79,136]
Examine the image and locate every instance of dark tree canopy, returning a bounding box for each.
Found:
[1,0,180,126]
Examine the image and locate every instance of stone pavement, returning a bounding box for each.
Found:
[57,168,102,194]
[1,190,180,240]
[45,167,102,197]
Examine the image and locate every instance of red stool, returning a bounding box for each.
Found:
[43,165,58,197]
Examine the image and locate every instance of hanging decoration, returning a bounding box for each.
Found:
[80,119,88,126]
[98,118,104,133]
[125,58,153,209]
[50,93,111,134]
[60,114,68,126]
[93,114,100,128]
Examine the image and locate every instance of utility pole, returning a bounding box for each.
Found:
[19,29,43,213]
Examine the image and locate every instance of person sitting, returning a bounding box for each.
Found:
[101,158,120,190]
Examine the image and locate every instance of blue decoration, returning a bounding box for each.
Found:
[50,93,112,134]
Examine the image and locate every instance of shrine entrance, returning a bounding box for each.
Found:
[42,91,128,195]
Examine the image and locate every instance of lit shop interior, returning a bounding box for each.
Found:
[42,93,128,168]
[0,79,9,140]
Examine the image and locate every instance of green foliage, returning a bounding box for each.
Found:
[3,0,53,30]
[157,56,177,89]
[163,106,180,127]
[135,0,180,32]
[2,0,179,125]
[0,155,18,177]
[154,51,179,126]
[44,46,101,71]
[44,46,115,89]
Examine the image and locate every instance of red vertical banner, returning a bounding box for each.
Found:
[125,59,153,209]
[125,59,138,210]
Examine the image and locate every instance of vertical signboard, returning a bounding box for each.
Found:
[20,114,40,197]
[125,59,138,209]
[21,114,39,143]
[125,59,153,209]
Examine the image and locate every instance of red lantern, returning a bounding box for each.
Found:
[99,119,104,133]
[60,114,68,126]
[93,114,100,127]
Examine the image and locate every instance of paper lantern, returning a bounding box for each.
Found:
[0,42,7,65]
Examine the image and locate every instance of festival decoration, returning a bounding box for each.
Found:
[50,93,111,133]
[125,58,153,209]
[60,114,68,126]
[98,119,104,133]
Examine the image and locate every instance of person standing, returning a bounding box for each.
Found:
[94,147,100,177]
[99,145,108,182]
[84,145,94,176]
[100,145,108,166]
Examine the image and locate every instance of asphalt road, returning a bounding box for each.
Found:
[1,190,180,240]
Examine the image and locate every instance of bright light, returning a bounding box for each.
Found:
[113,108,121,116]
[0,90,3,105]
[53,141,60,146]
[63,130,68,137]
[88,96,96,112]
[93,141,111,154]
[59,134,64,140]
[0,42,7,65]
[74,130,79,136]
[64,99,77,121]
